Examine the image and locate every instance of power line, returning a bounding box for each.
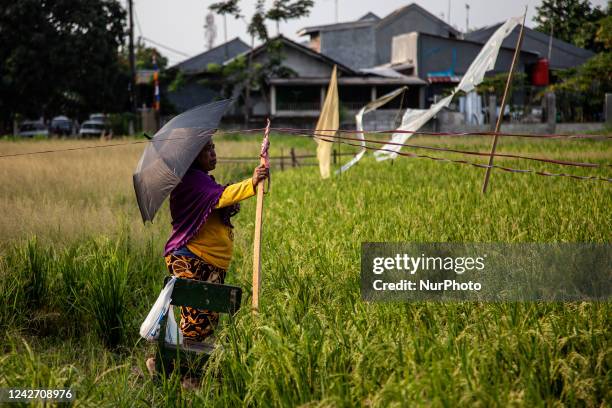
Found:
[140,36,191,58]
[133,1,144,37]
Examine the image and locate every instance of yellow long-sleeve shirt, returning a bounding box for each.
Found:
[186,178,255,269]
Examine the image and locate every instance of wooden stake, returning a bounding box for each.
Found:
[252,119,270,314]
[482,8,527,194]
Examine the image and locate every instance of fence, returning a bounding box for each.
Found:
[218,148,354,170]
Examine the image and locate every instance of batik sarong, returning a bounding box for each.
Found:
[164,253,226,341]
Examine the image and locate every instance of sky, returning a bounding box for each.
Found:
[132,0,608,66]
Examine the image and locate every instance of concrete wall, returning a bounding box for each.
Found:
[360,110,406,130]
[375,8,454,65]
[556,123,605,133]
[418,34,537,80]
[435,121,604,134]
[320,26,376,70]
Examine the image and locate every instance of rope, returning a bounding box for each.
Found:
[0,129,261,159]
[291,131,612,183]
[272,127,612,140]
[281,129,610,168]
[0,127,609,182]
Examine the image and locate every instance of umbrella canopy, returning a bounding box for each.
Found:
[133,99,232,222]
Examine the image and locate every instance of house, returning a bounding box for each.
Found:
[297,4,460,69]
[465,24,594,71]
[242,36,426,122]
[165,38,250,112]
[388,31,539,105]
[166,35,427,127]
[165,3,596,127]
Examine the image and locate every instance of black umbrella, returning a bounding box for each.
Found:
[133,99,232,222]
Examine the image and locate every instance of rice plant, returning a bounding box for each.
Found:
[0,134,609,406]
[85,240,130,349]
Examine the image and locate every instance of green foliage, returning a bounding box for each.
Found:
[208,0,312,120]
[595,14,612,50]
[209,0,241,19]
[207,55,249,101]
[267,0,314,24]
[0,137,609,405]
[550,53,612,94]
[267,0,314,35]
[2,338,79,392]
[546,52,611,121]
[0,0,128,122]
[545,15,612,121]
[476,72,528,98]
[533,0,609,52]
[132,40,168,71]
[86,240,130,349]
[108,112,137,135]
[167,70,187,94]
[248,0,269,42]
[206,63,223,75]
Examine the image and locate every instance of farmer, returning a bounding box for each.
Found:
[146,135,268,378]
[163,137,268,342]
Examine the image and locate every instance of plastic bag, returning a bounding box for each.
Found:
[139,276,176,341]
[164,306,183,345]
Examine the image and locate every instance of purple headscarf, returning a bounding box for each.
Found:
[164,168,237,256]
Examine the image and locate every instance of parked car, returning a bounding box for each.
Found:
[50,116,74,136]
[18,121,48,138]
[89,113,107,123]
[79,120,106,137]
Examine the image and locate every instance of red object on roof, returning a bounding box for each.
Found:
[532,58,549,86]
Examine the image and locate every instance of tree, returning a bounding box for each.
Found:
[0,0,127,127]
[208,0,313,123]
[533,0,608,52]
[545,16,612,121]
[267,0,314,34]
[130,40,169,71]
[210,0,241,59]
[121,41,176,114]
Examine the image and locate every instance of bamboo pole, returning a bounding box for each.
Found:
[252,119,270,314]
[482,8,528,194]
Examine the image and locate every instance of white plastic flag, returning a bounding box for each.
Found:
[337,87,407,173]
[374,16,522,161]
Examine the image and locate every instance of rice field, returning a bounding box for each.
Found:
[0,132,610,407]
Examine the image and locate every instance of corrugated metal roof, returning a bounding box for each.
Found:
[466,24,594,69]
[170,37,251,74]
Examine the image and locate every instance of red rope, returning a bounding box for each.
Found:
[280,129,610,169]
[296,131,612,183]
[272,127,612,140]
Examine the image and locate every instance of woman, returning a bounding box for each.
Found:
[145,135,267,381]
[163,136,268,342]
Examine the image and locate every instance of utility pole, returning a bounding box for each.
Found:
[447,0,451,25]
[465,3,470,32]
[128,0,137,115]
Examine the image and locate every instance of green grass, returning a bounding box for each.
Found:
[0,135,610,406]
